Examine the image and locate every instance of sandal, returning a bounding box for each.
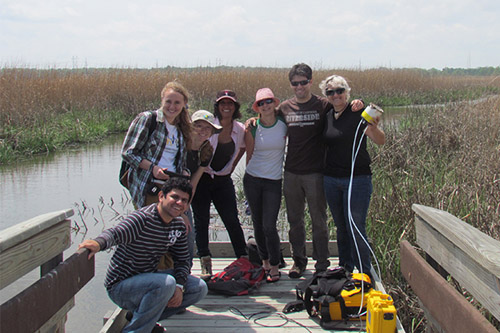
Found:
[266,271,281,283]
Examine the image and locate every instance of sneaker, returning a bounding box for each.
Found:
[288,264,306,278]
[151,323,166,333]
[200,256,212,281]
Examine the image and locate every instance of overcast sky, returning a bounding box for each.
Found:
[1,0,499,70]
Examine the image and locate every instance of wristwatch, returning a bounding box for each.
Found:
[176,283,185,293]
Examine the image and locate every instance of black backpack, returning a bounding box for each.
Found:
[119,112,157,188]
[284,267,373,323]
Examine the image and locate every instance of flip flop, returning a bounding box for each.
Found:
[266,271,281,283]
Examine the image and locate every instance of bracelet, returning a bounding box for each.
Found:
[176,283,185,292]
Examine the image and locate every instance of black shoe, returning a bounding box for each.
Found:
[151,323,166,333]
[288,264,306,278]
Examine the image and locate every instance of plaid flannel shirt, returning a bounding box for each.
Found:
[121,109,187,207]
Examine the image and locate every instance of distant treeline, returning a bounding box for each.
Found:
[4,65,500,77]
[425,66,500,76]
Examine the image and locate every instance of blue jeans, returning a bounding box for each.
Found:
[191,173,247,258]
[324,175,372,274]
[283,171,330,271]
[108,270,207,332]
[243,173,282,266]
[185,208,195,267]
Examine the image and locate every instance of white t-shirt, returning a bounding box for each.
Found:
[246,117,287,180]
[158,121,179,171]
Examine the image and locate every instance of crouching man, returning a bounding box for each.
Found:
[79,178,207,332]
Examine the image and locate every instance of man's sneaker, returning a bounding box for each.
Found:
[288,264,306,278]
[151,323,166,333]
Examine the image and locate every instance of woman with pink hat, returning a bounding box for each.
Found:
[243,88,287,283]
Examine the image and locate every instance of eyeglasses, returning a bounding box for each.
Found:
[325,88,346,96]
[257,98,274,107]
[290,79,310,87]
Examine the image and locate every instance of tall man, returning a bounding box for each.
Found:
[279,63,363,278]
[79,178,207,332]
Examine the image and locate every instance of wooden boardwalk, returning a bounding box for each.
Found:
[157,257,370,332]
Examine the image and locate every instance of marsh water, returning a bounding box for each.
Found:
[0,107,404,332]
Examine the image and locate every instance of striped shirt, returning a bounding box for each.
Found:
[95,204,190,290]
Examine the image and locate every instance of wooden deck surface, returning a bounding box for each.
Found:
[158,257,369,332]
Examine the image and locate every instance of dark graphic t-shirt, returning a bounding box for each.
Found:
[278,94,331,174]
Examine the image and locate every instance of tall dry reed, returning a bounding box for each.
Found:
[2,67,499,128]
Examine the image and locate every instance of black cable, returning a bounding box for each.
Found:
[228,306,312,332]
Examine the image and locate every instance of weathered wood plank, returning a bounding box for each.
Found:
[0,209,74,251]
[0,220,71,289]
[0,248,94,333]
[100,307,128,333]
[413,204,500,321]
[400,240,497,333]
[36,297,74,333]
[207,241,338,258]
[412,204,500,275]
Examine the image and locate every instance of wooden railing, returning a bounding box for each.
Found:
[0,209,94,333]
[400,204,500,333]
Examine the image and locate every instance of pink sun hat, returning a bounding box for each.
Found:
[252,88,280,111]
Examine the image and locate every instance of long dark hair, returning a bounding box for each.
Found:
[214,101,242,120]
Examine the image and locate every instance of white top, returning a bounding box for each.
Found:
[246,117,287,180]
[158,121,179,171]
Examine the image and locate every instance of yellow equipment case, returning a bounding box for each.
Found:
[284,267,398,332]
[366,290,397,333]
[317,272,374,322]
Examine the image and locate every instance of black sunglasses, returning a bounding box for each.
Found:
[325,88,346,96]
[290,79,310,87]
[257,98,274,107]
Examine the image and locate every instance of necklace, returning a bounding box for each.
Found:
[334,103,348,119]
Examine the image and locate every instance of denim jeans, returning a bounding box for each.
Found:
[191,173,247,258]
[108,270,207,332]
[243,173,282,266]
[185,208,195,267]
[283,171,330,271]
[324,175,372,274]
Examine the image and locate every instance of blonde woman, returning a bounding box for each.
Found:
[121,81,192,208]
